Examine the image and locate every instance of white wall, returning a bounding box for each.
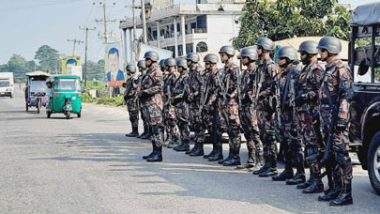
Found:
[205,14,239,52]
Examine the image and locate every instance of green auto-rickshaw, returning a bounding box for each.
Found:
[46,75,82,119]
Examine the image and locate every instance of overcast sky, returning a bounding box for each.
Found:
[0,0,377,64]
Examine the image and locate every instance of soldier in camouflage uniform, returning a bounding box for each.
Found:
[140,51,164,162]
[295,41,324,193]
[316,36,353,206]
[136,60,150,139]
[172,58,191,152]
[237,46,264,169]
[252,37,278,177]
[163,58,181,148]
[185,53,206,156]
[271,47,305,185]
[203,54,224,162]
[124,63,140,137]
[214,45,242,166]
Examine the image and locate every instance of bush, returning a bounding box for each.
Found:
[82,92,93,103]
[96,94,124,106]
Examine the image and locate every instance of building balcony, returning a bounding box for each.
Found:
[148,30,208,48]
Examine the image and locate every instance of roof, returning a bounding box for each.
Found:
[120,3,243,29]
[25,71,50,77]
[350,2,380,26]
[53,75,80,79]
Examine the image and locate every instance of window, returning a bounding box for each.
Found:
[55,79,80,91]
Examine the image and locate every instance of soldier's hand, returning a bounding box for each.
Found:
[336,119,347,132]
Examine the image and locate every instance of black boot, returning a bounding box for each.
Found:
[259,166,278,177]
[218,151,232,164]
[329,182,353,206]
[138,125,148,138]
[286,173,306,185]
[223,141,241,166]
[303,179,324,193]
[190,142,204,156]
[147,142,162,162]
[126,126,139,137]
[174,140,190,152]
[297,180,312,189]
[272,169,293,181]
[143,141,156,160]
[204,149,216,159]
[167,140,179,148]
[252,163,269,175]
[318,183,342,202]
[186,143,198,155]
[208,145,223,161]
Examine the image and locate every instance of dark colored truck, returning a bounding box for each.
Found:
[349,2,380,195]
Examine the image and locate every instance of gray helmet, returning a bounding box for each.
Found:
[126,63,136,73]
[137,60,146,69]
[159,59,166,68]
[240,46,258,61]
[255,37,275,51]
[317,36,342,54]
[219,45,235,56]
[186,52,200,63]
[144,51,159,62]
[298,40,318,55]
[165,58,176,67]
[277,46,298,61]
[176,58,188,69]
[203,54,219,64]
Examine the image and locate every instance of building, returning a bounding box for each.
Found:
[119,0,245,62]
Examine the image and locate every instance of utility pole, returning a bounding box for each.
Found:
[67,39,84,56]
[79,26,96,87]
[94,1,117,44]
[141,0,147,44]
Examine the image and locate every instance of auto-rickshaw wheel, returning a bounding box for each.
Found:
[26,103,29,112]
[77,111,81,118]
[65,111,70,119]
[46,111,51,118]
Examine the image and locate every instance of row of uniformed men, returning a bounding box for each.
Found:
[122,36,353,206]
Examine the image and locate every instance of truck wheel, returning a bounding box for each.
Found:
[368,131,380,195]
[77,111,81,118]
[46,111,51,118]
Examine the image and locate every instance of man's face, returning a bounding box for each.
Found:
[278,58,287,68]
[242,56,250,66]
[319,49,328,62]
[219,53,228,63]
[177,66,184,73]
[187,60,192,67]
[108,53,119,73]
[168,66,175,73]
[300,51,307,63]
[257,46,263,57]
[145,59,152,67]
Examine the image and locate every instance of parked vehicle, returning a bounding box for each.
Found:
[0,72,14,98]
[349,2,380,195]
[46,75,82,119]
[25,71,50,113]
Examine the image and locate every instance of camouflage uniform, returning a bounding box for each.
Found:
[254,59,278,174]
[295,59,324,191]
[240,66,263,167]
[187,66,206,155]
[319,59,353,201]
[140,63,164,156]
[218,62,241,165]
[124,75,139,132]
[172,70,191,151]
[163,71,180,147]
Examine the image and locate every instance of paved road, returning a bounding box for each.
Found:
[0,89,378,214]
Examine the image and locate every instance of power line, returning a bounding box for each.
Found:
[79,26,96,87]
[67,39,84,56]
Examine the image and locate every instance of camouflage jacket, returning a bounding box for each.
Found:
[172,70,190,106]
[319,59,352,123]
[205,69,223,107]
[187,66,204,105]
[274,66,300,112]
[219,62,240,105]
[140,63,164,108]
[256,59,276,111]
[296,60,323,111]
[163,72,179,106]
[240,66,259,106]
[124,76,139,99]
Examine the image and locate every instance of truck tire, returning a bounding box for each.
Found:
[368,131,380,195]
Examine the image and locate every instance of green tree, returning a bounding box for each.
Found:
[83,59,105,81]
[34,45,59,73]
[233,0,350,49]
[6,54,28,82]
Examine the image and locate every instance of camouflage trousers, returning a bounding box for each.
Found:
[257,109,277,167]
[142,102,163,146]
[240,105,263,164]
[280,110,304,172]
[320,107,352,186]
[298,107,322,179]
[163,105,180,142]
[220,103,241,154]
[175,102,190,143]
[203,104,222,151]
[126,99,139,128]
[189,104,206,145]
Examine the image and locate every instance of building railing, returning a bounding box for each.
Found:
[148,28,207,41]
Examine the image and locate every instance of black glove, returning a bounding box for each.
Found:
[335,119,347,132]
[295,95,305,107]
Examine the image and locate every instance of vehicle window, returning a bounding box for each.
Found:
[57,79,77,90]
[30,80,47,92]
[0,81,10,87]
